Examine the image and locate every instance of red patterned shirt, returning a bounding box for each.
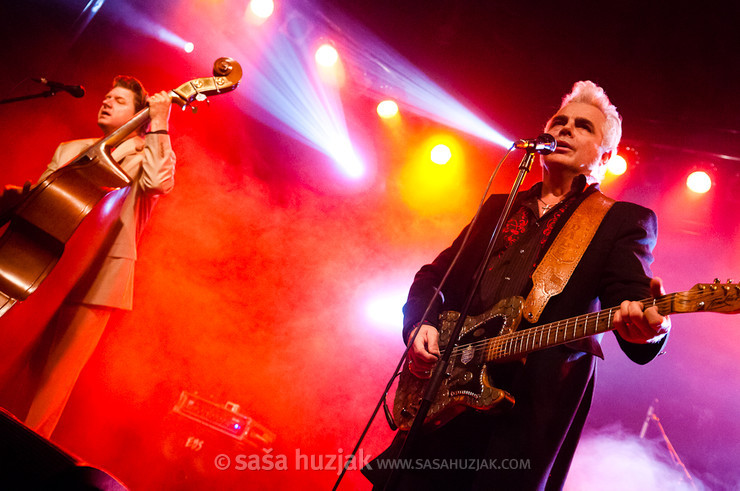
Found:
[475,176,595,311]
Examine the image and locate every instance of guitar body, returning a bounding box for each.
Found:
[393,296,525,431]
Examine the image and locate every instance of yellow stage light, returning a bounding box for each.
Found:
[430,144,452,165]
[377,100,399,119]
[250,0,275,19]
[315,44,339,67]
[607,154,627,175]
[686,171,712,194]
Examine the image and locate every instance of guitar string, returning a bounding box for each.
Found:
[479,295,668,356]
[447,287,732,359]
[450,308,616,356]
[449,294,680,357]
[453,294,679,358]
[449,309,612,356]
[451,303,627,354]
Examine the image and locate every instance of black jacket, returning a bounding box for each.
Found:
[402,185,666,364]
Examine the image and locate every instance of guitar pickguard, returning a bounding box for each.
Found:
[393,296,523,431]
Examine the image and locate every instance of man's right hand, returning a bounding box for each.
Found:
[407,323,441,379]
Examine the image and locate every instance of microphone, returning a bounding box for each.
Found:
[33,77,85,98]
[514,133,557,154]
[639,398,658,438]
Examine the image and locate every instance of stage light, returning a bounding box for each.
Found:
[102,2,191,52]
[321,10,512,149]
[365,290,406,332]
[283,11,312,41]
[686,171,712,194]
[315,44,339,67]
[184,42,194,53]
[71,0,106,41]
[328,141,364,178]
[377,100,399,119]
[430,144,452,165]
[607,154,627,175]
[400,135,467,215]
[228,32,364,181]
[249,0,275,19]
[315,45,346,88]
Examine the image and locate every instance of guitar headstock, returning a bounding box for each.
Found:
[170,57,242,108]
[682,279,740,314]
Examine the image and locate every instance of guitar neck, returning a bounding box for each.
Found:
[485,284,735,361]
[485,304,624,361]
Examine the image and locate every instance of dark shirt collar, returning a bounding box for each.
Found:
[521,174,598,201]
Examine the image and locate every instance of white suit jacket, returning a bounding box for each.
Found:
[39,133,176,309]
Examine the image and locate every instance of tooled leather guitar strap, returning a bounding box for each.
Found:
[522,191,615,323]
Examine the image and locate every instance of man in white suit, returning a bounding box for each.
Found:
[24,75,176,437]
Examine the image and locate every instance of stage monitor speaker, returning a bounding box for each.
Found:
[0,407,127,490]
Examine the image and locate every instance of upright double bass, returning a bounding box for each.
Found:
[0,58,242,319]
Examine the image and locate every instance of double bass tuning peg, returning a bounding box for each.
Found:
[189,94,210,114]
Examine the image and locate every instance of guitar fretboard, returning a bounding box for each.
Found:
[450,284,739,361]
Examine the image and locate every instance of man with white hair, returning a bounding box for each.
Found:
[365,81,670,489]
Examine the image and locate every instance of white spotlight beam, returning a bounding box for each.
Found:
[316,8,514,149]
[103,0,191,50]
[230,33,364,178]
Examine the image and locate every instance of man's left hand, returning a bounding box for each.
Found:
[613,277,671,344]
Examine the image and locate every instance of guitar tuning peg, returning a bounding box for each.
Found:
[728,279,733,284]
[714,278,720,283]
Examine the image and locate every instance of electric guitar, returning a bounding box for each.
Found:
[0,58,242,318]
[393,280,740,431]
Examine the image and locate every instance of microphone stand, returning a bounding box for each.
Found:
[651,411,697,489]
[0,89,62,105]
[384,149,538,489]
